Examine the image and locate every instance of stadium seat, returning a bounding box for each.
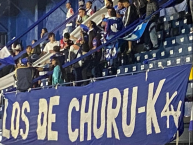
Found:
[139,64,148,71]
[149,49,162,59]
[188,34,193,43]
[143,53,151,61]
[172,19,183,28]
[155,59,167,69]
[159,49,168,59]
[174,56,184,65]
[181,26,190,34]
[118,65,132,74]
[174,44,192,57]
[163,37,176,48]
[176,35,189,45]
[157,31,164,41]
[164,30,171,38]
[183,18,188,25]
[184,55,192,64]
[40,78,49,87]
[102,69,108,77]
[148,61,156,70]
[164,21,172,31]
[163,12,183,22]
[166,58,176,67]
[186,44,193,55]
[135,52,144,63]
[131,64,139,72]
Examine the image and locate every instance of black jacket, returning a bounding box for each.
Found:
[15,67,34,92]
[88,29,97,50]
[123,4,139,27]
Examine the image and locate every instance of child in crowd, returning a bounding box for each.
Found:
[51,56,64,86]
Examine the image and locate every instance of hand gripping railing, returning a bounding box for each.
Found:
[32,0,176,83]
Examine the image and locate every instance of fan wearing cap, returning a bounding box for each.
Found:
[86,1,94,17]
[76,8,89,27]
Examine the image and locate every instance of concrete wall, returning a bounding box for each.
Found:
[0,0,79,48]
[0,0,104,48]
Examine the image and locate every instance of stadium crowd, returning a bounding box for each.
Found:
[0,0,192,92]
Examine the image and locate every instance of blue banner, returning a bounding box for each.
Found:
[2,65,191,145]
[122,21,149,41]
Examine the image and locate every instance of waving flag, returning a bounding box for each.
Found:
[189,103,193,131]
[122,21,149,41]
[0,46,15,65]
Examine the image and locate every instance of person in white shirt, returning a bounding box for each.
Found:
[86,1,94,16]
[43,33,59,54]
[63,2,74,35]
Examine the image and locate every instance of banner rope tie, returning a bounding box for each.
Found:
[146,69,150,81]
[28,88,32,92]
[73,81,76,87]
[55,84,59,90]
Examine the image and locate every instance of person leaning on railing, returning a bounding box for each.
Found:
[51,56,64,86]
[14,59,38,92]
